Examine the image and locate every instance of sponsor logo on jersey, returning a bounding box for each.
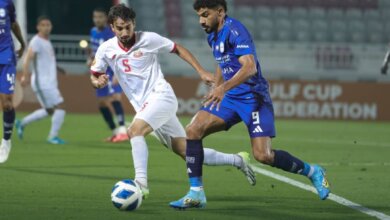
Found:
[222,67,234,74]
[0,8,6,18]
[237,44,249,49]
[219,41,224,53]
[133,50,143,58]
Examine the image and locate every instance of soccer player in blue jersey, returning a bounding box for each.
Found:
[0,0,25,163]
[88,7,128,142]
[170,0,330,209]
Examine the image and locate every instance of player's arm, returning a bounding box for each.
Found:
[90,72,109,89]
[203,54,257,110]
[90,44,110,89]
[214,65,224,87]
[11,21,26,58]
[21,47,35,87]
[173,43,214,85]
[381,49,390,75]
[222,54,257,91]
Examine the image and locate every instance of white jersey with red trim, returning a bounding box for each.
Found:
[91,31,176,111]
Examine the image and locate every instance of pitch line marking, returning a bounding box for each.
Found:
[251,165,390,220]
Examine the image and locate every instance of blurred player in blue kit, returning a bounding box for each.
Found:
[0,0,25,163]
[170,0,331,209]
[87,7,128,142]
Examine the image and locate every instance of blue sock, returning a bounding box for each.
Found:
[186,140,204,187]
[111,101,125,126]
[300,162,313,177]
[99,107,116,130]
[3,109,15,140]
[272,150,305,174]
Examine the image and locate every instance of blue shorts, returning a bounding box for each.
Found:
[96,68,122,97]
[0,64,16,95]
[201,95,276,138]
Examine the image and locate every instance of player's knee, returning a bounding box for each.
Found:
[185,124,204,139]
[1,97,13,111]
[253,149,273,165]
[127,126,144,139]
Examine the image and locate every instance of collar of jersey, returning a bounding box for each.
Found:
[117,33,136,53]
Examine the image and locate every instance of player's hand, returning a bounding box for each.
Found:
[20,75,30,87]
[16,45,25,58]
[381,65,388,75]
[95,74,109,89]
[202,84,225,111]
[199,70,215,86]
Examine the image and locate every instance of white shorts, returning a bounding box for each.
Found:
[33,88,64,109]
[134,88,186,149]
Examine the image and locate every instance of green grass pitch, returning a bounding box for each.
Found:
[1,113,389,220]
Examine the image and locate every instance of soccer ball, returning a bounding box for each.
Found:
[111,179,143,211]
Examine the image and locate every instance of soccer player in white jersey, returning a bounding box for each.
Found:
[16,16,66,145]
[91,4,256,198]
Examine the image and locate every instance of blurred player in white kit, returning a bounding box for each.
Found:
[16,16,66,145]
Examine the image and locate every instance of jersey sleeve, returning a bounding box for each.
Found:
[229,26,256,57]
[147,32,176,53]
[90,45,108,76]
[29,38,40,54]
[8,1,16,23]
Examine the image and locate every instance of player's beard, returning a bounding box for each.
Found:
[120,36,132,45]
[202,18,219,34]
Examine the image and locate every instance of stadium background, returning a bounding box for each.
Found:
[2,1,390,219]
[11,0,390,121]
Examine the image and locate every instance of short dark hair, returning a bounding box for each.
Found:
[193,0,227,12]
[37,15,50,25]
[93,7,108,15]
[108,4,136,24]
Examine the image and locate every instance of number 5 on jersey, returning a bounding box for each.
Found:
[122,59,131,73]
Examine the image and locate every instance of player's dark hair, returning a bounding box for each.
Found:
[108,4,136,24]
[193,0,227,12]
[93,7,108,15]
[36,15,50,25]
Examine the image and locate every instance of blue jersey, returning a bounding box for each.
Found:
[207,16,271,102]
[0,0,16,65]
[90,26,114,56]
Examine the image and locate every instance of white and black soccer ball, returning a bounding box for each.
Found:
[111,179,143,211]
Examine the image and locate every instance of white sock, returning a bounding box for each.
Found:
[49,109,65,138]
[131,136,148,187]
[203,148,242,168]
[21,109,48,127]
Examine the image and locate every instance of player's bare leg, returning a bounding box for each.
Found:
[250,137,330,200]
[127,118,153,198]
[0,94,15,163]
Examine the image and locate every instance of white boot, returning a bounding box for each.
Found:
[0,139,12,163]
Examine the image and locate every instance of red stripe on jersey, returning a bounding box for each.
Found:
[117,34,136,52]
[91,70,105,77]
[170,43,177,53]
